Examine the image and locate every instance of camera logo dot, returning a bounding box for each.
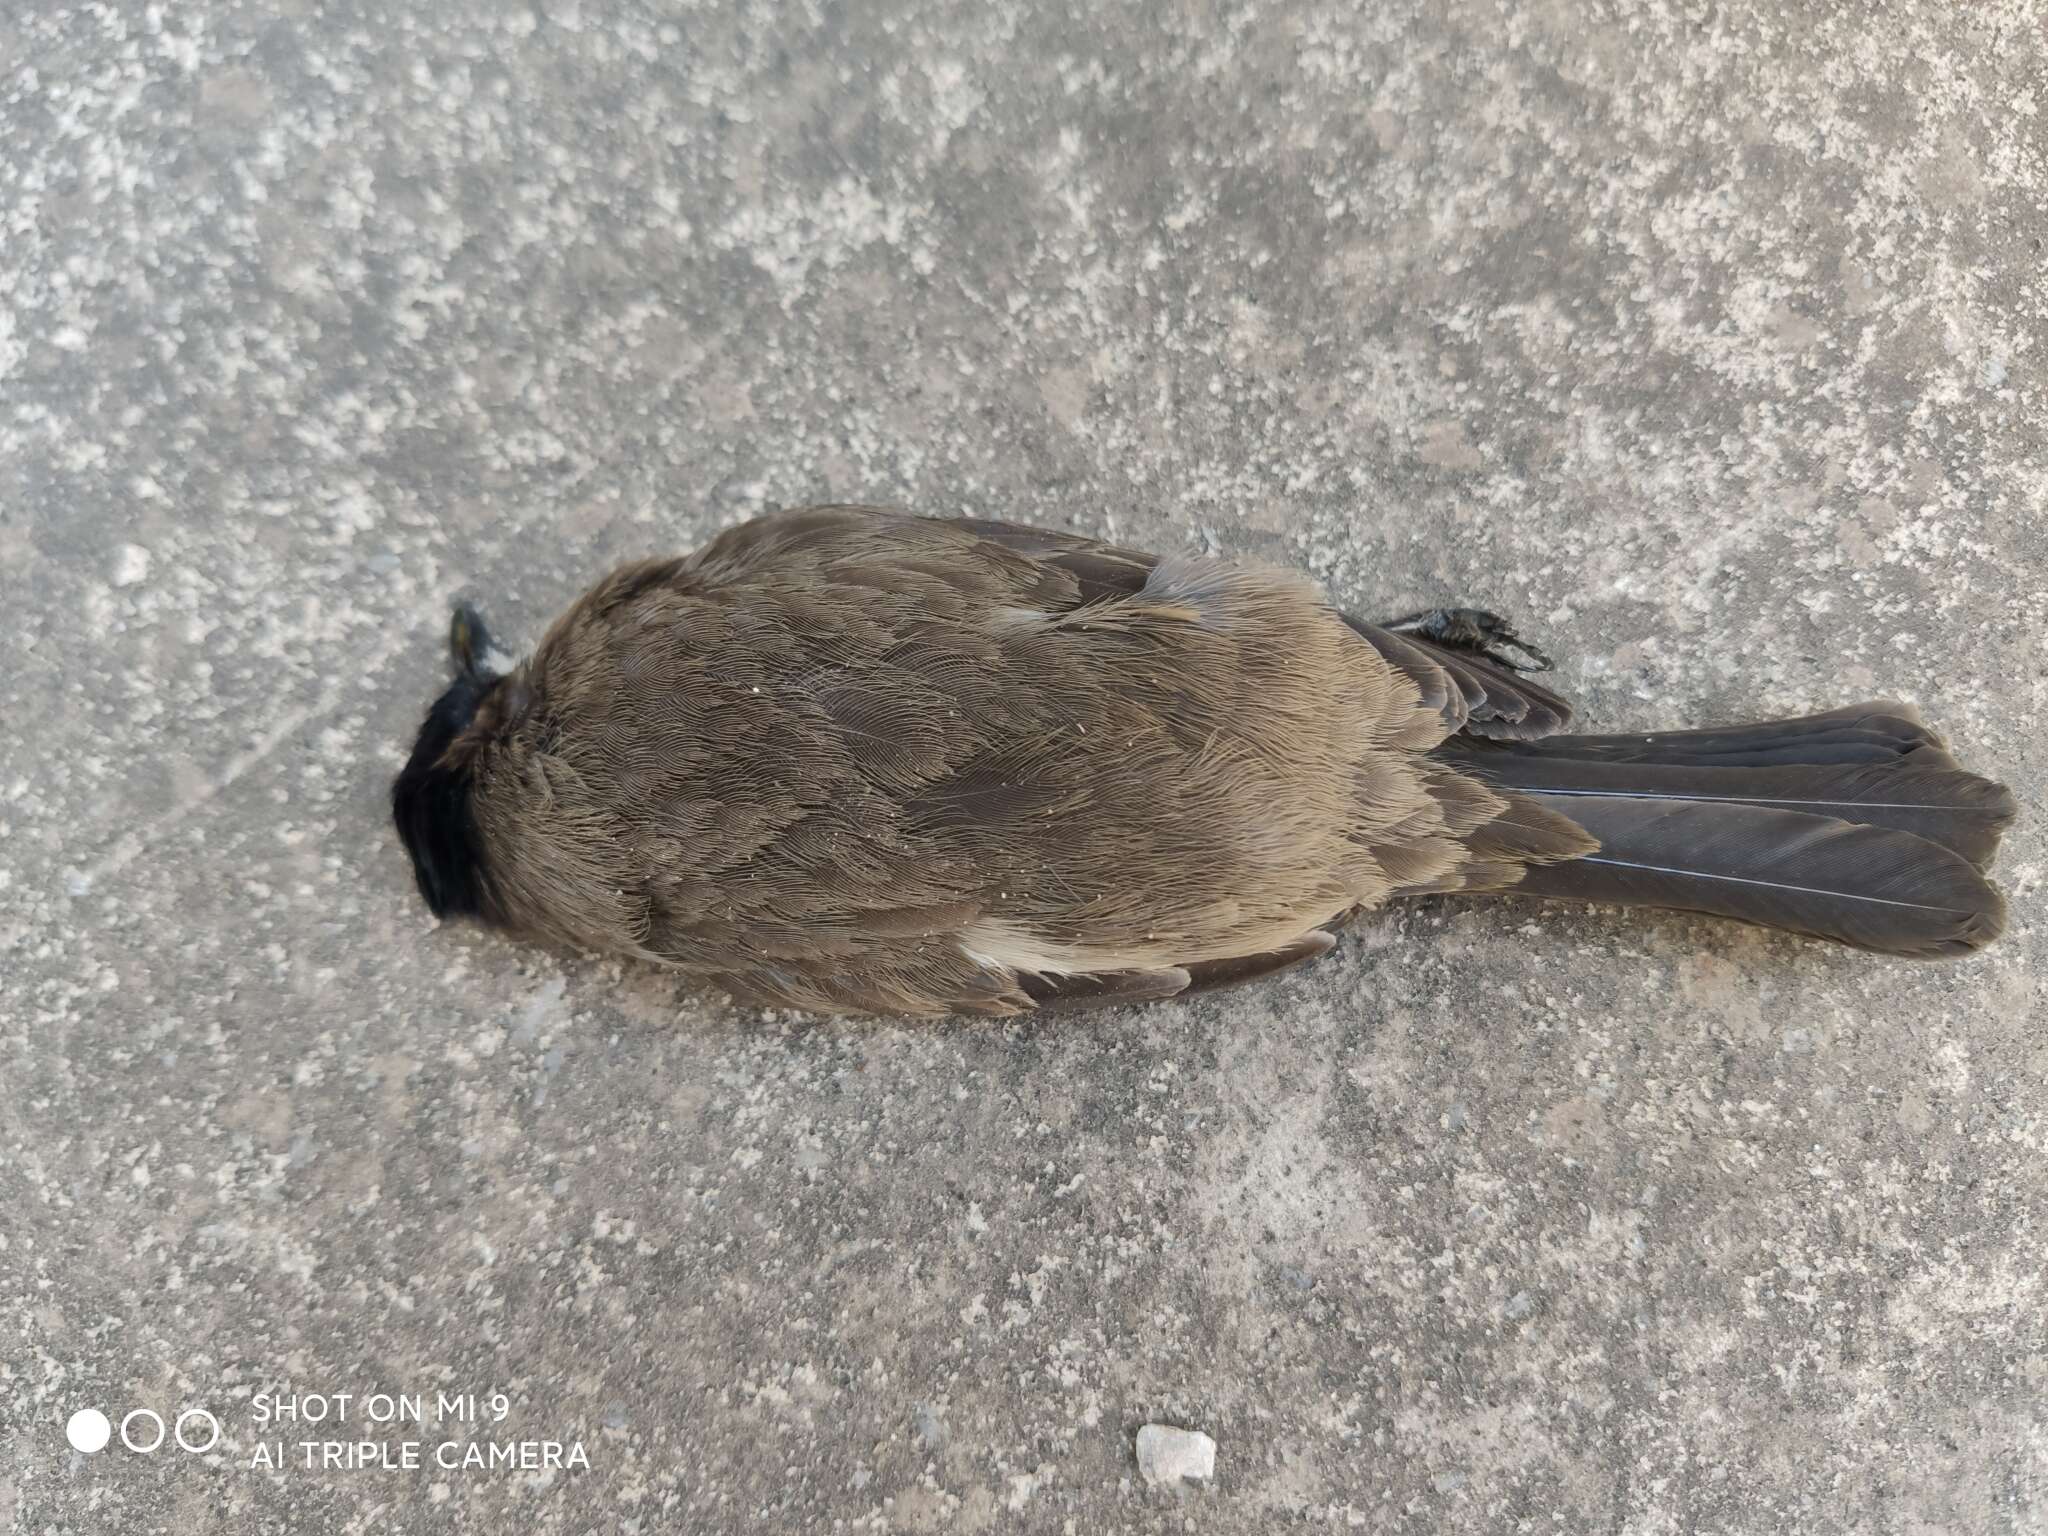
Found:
[177,1408,222,1454]
[121,1410,165,1454]
[66,1409,111,1454]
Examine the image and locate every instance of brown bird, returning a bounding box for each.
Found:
[393,506,2016,1017]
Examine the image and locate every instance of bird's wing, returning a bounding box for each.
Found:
[939,516,1162,605]
[690,506,1570,736]
[1341,617,1573,741]
[921,511,1576,742]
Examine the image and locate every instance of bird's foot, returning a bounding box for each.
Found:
[1386,606,1554,673]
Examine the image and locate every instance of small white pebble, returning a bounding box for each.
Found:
[1136,1424,1215,1488]
[112,543,152,587]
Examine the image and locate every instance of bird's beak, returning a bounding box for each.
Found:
[449,601,495,681]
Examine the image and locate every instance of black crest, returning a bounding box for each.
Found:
[391,674,494,920]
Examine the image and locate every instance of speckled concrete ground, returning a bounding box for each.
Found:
[4,1,2044,1531]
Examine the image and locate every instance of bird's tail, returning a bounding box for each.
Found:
[1439,703,2017,957]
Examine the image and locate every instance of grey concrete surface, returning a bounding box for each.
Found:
[3,0,2044,1531]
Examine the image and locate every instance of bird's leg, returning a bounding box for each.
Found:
[1385,607,1554,673]
[449,601,497,681]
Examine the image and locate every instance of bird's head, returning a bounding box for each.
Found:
[392,603,519,923]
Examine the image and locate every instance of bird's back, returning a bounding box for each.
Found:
[464,507,1582,1014]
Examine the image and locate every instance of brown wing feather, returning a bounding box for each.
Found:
[1343,614,1573,741]
[945,516,1161,606]
[1015,930,1341,1013]
[1181,930,1340,993]
[1018,967,1196,1011]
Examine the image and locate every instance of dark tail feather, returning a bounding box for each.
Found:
[1487,701,1961,768]
[1507,796,2005,956]
[1441,703,2016,958]
[1450,756,2013,869]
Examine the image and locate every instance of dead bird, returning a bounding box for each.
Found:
[392,506,2016,1017]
